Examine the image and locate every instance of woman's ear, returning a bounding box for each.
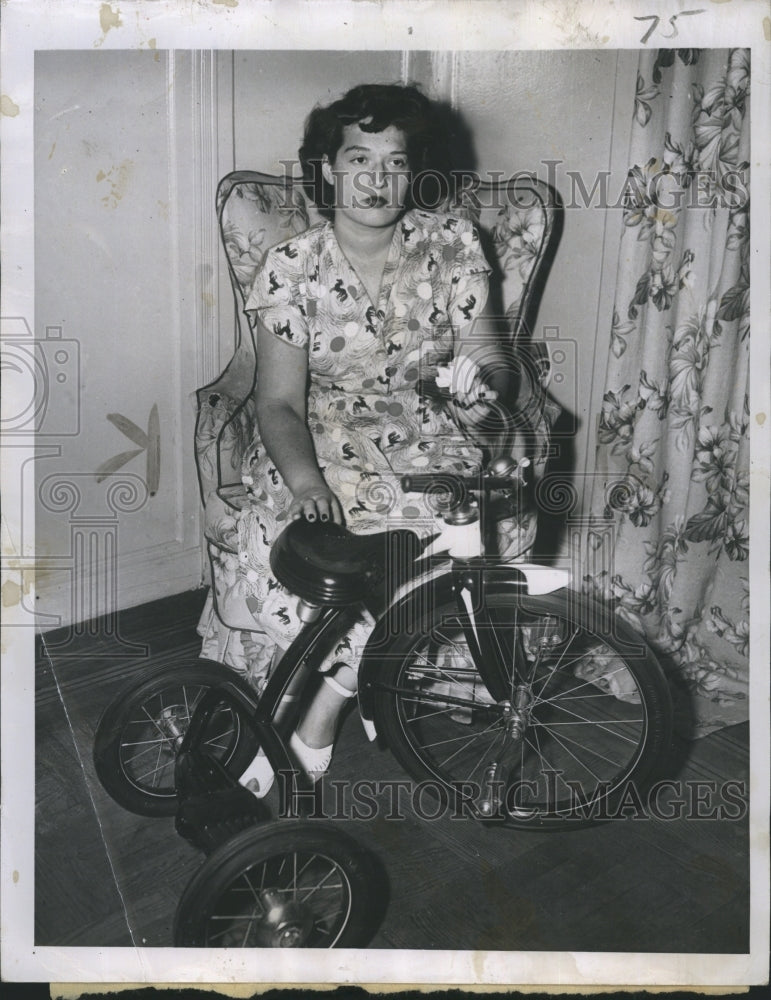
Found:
[321,155,335,188]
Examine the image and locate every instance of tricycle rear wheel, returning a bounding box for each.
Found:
[174,821,381,948]
[93,660,256,816]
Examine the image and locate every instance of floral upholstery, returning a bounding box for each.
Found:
[450,182,557,342]
[196,171,562,677]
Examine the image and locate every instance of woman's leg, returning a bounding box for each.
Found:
[239,664,357,794]
[239,611,367,795]
[295,664,358,748]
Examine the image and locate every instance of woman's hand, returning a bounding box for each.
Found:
[450,384,499,427]
[436,357,498,428]
[289,483,344,525]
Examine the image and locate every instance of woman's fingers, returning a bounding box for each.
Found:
[452,382,497,409]
[289,499,306,521]
[314,496,331,523]
[289,488,344,525]
[330,495,345,525]
[288,496,317,521]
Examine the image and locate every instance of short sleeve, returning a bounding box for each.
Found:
[244,242,309,350]
[446,216,492,328]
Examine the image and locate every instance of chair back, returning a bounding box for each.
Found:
[449,178,562,344]
[195,172,319,504]
[195,170,562,506]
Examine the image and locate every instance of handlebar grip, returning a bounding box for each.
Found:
[401,474,455,494]
[402,465,532,495]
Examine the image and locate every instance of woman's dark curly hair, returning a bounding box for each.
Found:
[299,83,450,214]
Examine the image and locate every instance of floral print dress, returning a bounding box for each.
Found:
[236,207,531,676]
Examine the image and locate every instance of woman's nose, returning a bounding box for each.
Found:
[370,167,387,188]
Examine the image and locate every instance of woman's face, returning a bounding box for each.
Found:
[322,122,411,229]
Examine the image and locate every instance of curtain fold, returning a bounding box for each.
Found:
[586,48,750,737]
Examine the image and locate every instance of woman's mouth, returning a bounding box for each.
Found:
[358,194,388,208]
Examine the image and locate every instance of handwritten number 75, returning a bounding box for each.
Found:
[634,10,705,45]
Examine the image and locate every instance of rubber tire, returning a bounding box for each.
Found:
[373,586,673,830]
[174,820,382,948]
[93,660,256,817]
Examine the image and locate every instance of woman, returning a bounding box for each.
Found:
[236,84,527,795]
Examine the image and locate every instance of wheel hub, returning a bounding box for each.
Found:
[256,888,314,947]
[157,706,187,746]
[502,686,532,741]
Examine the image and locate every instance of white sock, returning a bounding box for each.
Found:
[239,733,334,797]
[289,731,333,782]
[238,750,275,798]
[323,672,357,699]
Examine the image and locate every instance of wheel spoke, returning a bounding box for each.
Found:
[403,702,467,722]
[121,696,239,793]
[314,907,344,935]
[141,704,173,740]
[534,661,641,707]
[518,725,605,804]
[150,738,167,788]
[299,860,343,903]
[530,625,581,699]
[433,718,504,769]
[410,649,479,701]
[241,870,266,911]
[530,713,644,742]
[416,717,503,752]
[533,719,632,773]
[127,753,173,785]
[119,736,175,750]
[182,685,197,721]
[463,729,507,785]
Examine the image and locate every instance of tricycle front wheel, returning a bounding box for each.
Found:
[373,586,673,829]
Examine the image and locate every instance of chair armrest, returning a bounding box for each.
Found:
[195,383,257,505]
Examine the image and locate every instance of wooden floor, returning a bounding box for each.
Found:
[35,589,750,952]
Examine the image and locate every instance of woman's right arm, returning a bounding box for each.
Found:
[255,318,344,524]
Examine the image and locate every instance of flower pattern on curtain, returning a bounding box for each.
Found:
[586,48,750,737]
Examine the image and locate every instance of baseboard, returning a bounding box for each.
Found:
[31,543,205,634]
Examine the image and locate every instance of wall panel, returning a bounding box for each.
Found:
[34,51,213,630]
[232,51,406,173]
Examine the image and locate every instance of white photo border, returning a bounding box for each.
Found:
[1,0,769,988]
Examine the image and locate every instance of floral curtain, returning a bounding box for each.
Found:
[586,48,750,737]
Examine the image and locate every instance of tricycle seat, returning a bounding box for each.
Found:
[269,520,422,607]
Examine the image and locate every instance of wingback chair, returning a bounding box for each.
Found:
[195,170,563,683]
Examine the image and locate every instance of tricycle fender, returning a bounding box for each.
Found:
[357,563,570,727]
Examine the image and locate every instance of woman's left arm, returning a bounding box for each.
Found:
[451,298,530,458]
[453,297,512,401]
